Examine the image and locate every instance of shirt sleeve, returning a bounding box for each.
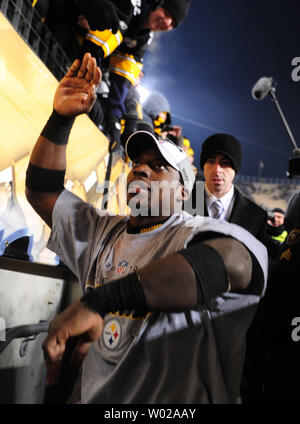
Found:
[47,190,108,285]
[184,217,269,298]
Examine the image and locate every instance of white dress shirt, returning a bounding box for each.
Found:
[205,184,235,221]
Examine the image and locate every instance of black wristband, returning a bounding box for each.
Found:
[241,249,264,296]
[26,163,65,193]
[81,272,147,318]
[179,243,228,306]
[41,109,75,145]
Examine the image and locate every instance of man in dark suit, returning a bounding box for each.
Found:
[198,133,269,403]
[199,133,267,242]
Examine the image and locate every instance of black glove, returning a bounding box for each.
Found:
[77,0,119,33]
[104,115,122,153]
[88,96,104,127]
[121,117,137,148]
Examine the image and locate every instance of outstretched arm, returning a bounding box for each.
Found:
[25,53,101,227]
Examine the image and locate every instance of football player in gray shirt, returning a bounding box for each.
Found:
[25,53,268,404]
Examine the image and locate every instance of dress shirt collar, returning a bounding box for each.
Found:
[205,184,235,219]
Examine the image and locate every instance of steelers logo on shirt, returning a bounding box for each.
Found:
[103,319,121,350]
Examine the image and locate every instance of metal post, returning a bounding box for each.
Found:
[11,0,22,29]
[0,0,9,14]
[269,88,300,154]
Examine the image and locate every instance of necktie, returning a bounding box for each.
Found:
[212,199,225,220]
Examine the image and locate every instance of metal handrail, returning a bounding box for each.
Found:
[0,0,71,80]
[0,321,49,354]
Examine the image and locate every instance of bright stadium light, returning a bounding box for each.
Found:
[136,85,150,104]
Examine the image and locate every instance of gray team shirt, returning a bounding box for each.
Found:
[48,190,268,404]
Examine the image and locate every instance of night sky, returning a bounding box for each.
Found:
[142,0,300,179]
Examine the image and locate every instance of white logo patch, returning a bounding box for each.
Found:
[131,0,142,15]
[103,319,121,350]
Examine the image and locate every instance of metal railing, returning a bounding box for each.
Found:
[0,0,71,80]
[236,174,300,186]
[0,321,49,355]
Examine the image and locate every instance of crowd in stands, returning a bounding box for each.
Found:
[236,179,300,210]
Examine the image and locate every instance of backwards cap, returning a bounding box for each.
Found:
[125,130,195,195]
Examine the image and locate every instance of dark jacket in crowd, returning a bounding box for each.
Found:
[205,186,268,242]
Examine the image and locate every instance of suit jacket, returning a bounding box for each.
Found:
[204,186,268,243]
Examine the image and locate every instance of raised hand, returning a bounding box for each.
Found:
[53,52,102,118]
